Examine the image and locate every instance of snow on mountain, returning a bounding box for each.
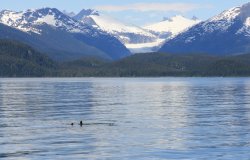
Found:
[194,3,250,37]
[200,7,241,33]
[72,9,201,53]
[245,17,250,26]
[191,2,250,38]
[144,15,201,39]
[74,9,159,53]
[0,8,131,60]
[0,8,92,34]
[89,15,152,37]
[0,7,207,57]
[159,2,250,56]
[0,10,39,34]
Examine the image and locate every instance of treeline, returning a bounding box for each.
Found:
[59,53,250,77]
[1,39,250,77]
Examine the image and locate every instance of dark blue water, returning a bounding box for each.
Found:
[0,78,250,160]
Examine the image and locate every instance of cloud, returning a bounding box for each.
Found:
[95,2,212,12]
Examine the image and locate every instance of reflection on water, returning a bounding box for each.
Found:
[0,78,250,160]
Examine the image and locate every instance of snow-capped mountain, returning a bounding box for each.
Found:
[0,8,131,60]
[74,9,159,53]
[0,8,102,34]
[159,2,250,56]
[144,15,200,39]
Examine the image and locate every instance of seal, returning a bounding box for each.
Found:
[79,121,83,126]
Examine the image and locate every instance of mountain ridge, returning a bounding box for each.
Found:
[159,2,250,56]
[0,7,131,60]
[144,15,200,39]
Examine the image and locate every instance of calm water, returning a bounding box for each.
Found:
[0,78,250,160]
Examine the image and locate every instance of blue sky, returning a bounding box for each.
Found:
[0,0,249,25]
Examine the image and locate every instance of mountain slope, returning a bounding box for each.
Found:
[0,8,131,60]
[74,9,158,53]
[159,3,250,55]
[0,39,57,76]
[0,21,108,61]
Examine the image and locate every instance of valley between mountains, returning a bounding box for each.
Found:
[1,2,250,77]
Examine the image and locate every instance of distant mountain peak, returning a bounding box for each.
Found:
[144,15,200,37]
[239,2,250,20]
[209,7,241,22]
[161,15,188,22]
[241,2,250,11]
[74,9,99,20]
[162,17,171,21]
[192,16,199,21]
[200,2,250,34]
[62,10,76,17]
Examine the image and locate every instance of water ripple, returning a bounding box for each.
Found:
[0,78,250,159]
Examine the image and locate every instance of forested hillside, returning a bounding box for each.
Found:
[1,40,250,77]
[0,40,57,77]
